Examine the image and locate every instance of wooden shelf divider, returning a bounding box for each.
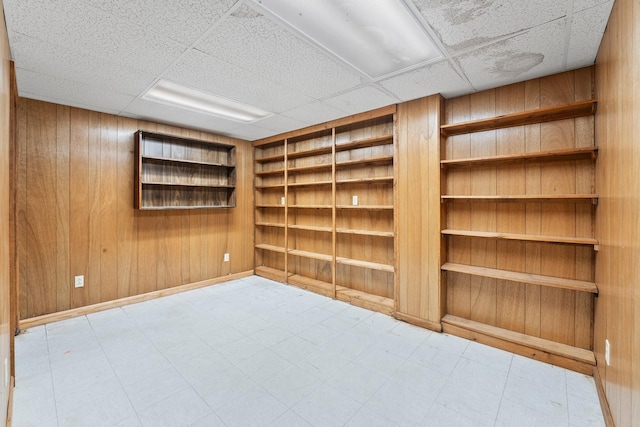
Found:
[441,146,598,168]
[440,99,597,136]
[441,262,598,293]
[441,229,598,247]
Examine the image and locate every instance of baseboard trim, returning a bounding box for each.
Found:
[593,366,615,427]
[394,312,442,332]
[6,376,14,427]
[19,270,254,329]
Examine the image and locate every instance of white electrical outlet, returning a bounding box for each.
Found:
[352,195,358,206]
[223,253,230,262]
[74,275,84,288]
[4,358,8,388]
[281,197,285,205]
[605,339,611,366]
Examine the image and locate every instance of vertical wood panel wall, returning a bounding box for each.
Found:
[395,95,443,330]
[0,0,12,423]
[443,69,596,349]
[16,99,254,319]
[594,0,640,424]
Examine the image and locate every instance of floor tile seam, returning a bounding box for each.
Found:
[83,311,148,426]
[44,322,63,427]
[492,350,515,427]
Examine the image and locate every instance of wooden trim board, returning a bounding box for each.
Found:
[395,311,442,332]
[442,315,596,375]
[19,271,253,329]
[6,377,13,427]
[593,367,615,427]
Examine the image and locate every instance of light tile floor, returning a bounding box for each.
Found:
[13,275,605,427]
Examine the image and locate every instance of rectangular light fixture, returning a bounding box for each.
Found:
[256,0,442,78]
[143,80,271,122]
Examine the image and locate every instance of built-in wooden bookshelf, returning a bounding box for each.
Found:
[253,107,396,314]
[134,131,236,209]
[440,85,598,374]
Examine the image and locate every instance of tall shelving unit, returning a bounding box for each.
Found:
[253,107,396,315]
[439,98,599,374]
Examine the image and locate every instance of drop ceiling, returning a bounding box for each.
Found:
[3,0,613,141]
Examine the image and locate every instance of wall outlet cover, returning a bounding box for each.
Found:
[223,253,230,262]
[74,275,84,288]
[605,339,611,366]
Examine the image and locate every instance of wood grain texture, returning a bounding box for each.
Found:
[395,95,441,324]
[594,0,640,425]
[442,69,596,351]
[1,5,12,422]
[16,99,254,318]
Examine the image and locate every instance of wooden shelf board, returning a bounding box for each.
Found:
[440,99,597,136]
[441,262,598,293]
[287,180,333,187]
[287,146,333,159]
[287,163,332,174]
[335,155,393,169]
[288,274,334,297]
[441,229,598,246]
[288,224,332,233]
[336,228,394,237]
[255,266,285,282]
[335,134,393,152]
[288,249,333,262]
[441,146,598,168]
[441,194,598,204]
[336,176,393,185]
[255,153,284,163]
[335,257,394,272]
[141,182,234,189]
[255,222,285,228]
[255,169,285,177]
[255,244,286,254]
[140,205,235,210]
[335,286,394,316]
[336,205,394,210]
[255,184,285,189]
[255,204,285,209]
[442,315,596,366]
[142,155,234,168]
[288,204,332,209]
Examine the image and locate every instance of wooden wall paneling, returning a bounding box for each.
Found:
[524,78,542,338]
[69,108,89,311]
[116,116,138,298]
[87,111,102,305]
[27,100,59,317]
[495,84,526,333]
[55,105,70,312]
[632,2,640,422]
[16,96,27,319]
[468,91,498,326]
[232,135,254,273]
[539,74,577,347]
[9,61,17,375]
[447,96,472,318]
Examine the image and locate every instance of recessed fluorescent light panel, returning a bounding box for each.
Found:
[256,0,441,78]
[143,80,271,122]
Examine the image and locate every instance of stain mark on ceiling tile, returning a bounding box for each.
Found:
[491,52,544,78]
[231,5,263,19]
[441,0,495,26]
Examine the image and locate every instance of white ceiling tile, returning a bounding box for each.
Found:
[80,0,237,45]
[16,68,135,112]
[282,101,349,126]
[163,49,313,114]
[410,0,567,53]
[456,19,567,92]
[226,124,280,141]
[566,2,615,69]
[4,0,187,74]
[572,0,613,13]
[379,60,472,100]
[323,86,398,116]
[123,98,240,135]
[195,2,364,99]
[9,33,155,96]
[251,114,310,134]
